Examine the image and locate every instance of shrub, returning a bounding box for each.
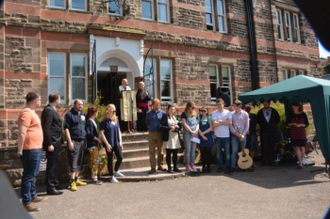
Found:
[249,101,314,138]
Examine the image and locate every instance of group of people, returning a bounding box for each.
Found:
[145,97,309,175]
[17,92,125,212]
[17,89,310,212]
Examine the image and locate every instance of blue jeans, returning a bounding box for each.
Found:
[184,132,197,165]
[21,149,42,205]
[215,137,230,168]
[231,135,247,168]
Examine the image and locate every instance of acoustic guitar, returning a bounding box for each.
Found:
[237,140,253,170]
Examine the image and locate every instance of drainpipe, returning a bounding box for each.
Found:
[244,0,259,90]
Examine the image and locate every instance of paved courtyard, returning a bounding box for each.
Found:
[28,151,329,219]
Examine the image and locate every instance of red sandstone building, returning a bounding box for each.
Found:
[0,0,321,147]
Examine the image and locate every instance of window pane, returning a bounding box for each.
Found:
[144,58,156,98]
[160,60,171,80]
[49,53,65,76]
[206,13,213,25]
[293,15,299,29]
[210,83,217,99]
[209,66,217,83]
[158,0,167,3]
[72,78,86,100]
[222,66,229,84]
[217,0,224,15]
[49,0,65,8]
[49,78,65,100]
[282,70,287,80]
[276,10,281,25]
[161,81,170,97]
[218,16,225,32]
[205,0,212,13]
[72,55,86,77]
[71,0,86,10]
[142,1,153,19]
[158,4,168,22]
[109,1,121,15]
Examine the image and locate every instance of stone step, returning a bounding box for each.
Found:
[122,132,149,142]
[99,165,198,182]
[120,156,150,170]
[123,148,149,159]
[120,153,184,170]
[122,140,149,150]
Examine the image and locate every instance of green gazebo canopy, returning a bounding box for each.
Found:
[239,75,330,166]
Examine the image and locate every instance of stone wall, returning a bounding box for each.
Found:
[0,146,70,187]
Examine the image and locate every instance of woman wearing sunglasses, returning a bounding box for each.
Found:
[181,101,199,172]
[198,107,214,173]
[99,104,124,183]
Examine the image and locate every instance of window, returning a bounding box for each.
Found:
[142,0,154,20]
[209,65,218,101]
[142,0,170,23]
[48,53,66,104]
[144,58,157,99]
[108,1,122,16]
[71,54,87,102]
[205,0,227,33]
[284,11,292,42]
[49,0,66,9]
[70,0,87,11]
[49,0,87,11]
[276,9,284,40]
[160,59,173,102]
[157,0,170,23]
[282,69,288,80]
[209,64,232,103]
[290,69,296,78]
[217,0,227,33]
[48,52,88,104]
[293,13,301,44]
[205,0,215,30]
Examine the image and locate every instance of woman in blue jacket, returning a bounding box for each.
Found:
[86,106,103,185]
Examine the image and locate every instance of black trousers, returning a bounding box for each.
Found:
[137,107,148,132]
[260,133,277,165]
[46,146,62,190]
[200,147,212,169]
[106,146,123,176]
[166,149,178,170]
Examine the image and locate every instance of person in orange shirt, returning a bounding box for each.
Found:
[17,91,46,212]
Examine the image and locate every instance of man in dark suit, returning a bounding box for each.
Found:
[257,101,280,166]
[42,93,64,195]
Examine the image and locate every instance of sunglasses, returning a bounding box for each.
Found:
[199,110,207,112]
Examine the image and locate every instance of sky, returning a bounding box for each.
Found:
[319,39,330,59]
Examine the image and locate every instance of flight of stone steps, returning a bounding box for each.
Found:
[119,132,184,171]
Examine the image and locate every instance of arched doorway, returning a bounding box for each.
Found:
[96,49,142,105]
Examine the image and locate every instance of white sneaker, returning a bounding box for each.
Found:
[190,164,197,172]
[186,165,193,171]
[110,177,119,183]
[114,172,125,177]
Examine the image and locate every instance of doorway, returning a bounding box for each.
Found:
[97,71,131,105]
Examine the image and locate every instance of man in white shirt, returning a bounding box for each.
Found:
[212,98,232,174]
[119,78,131,92]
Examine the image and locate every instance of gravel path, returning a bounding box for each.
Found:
[30,151,330,219]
